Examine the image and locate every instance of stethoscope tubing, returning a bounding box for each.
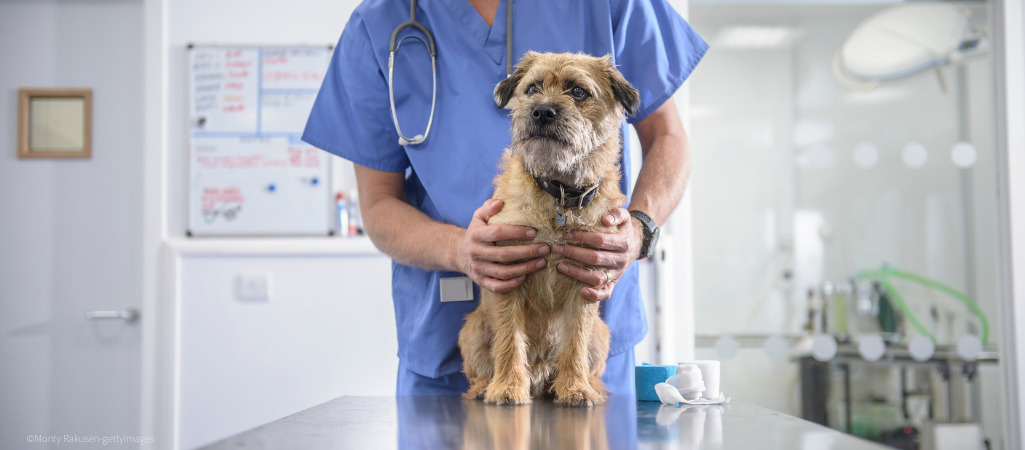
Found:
[389,0,511,146]
[389,38,437,146]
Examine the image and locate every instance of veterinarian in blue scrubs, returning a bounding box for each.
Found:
[303,0,707,396]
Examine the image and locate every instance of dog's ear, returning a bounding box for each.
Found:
[602,55,640,117]
[494,51,539,108]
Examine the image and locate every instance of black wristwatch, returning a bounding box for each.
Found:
[629,210,660,260]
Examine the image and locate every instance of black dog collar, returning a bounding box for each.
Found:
[533,176,602,209]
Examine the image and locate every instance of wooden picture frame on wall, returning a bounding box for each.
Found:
[17,88,92,159]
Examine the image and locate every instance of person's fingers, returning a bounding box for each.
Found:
[562,230,629,252]
[581,281,616,302]
[556,262,613,287]
[471,258,547,282]
[473,199,505,225]
[553,244,616,268]
[474,224,537,244]
[471,243,550,264]
[480,275,527,294]
[602,207,630,227]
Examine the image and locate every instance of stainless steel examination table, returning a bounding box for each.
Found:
[200,396,887,449]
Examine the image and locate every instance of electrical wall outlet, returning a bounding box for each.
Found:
[237,273,270,301]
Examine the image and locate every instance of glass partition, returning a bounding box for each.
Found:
[688,2,1003,447]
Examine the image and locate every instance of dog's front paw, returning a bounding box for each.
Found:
[553,385,604,407]
[483,382,532,405]
[464,376,490,400]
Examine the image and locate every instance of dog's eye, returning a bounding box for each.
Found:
[526,84,540,96]
[570,86,589,101]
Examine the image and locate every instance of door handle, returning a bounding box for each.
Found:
[85,309,139,323]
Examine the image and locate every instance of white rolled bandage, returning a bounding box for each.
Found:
[667,364,705,400]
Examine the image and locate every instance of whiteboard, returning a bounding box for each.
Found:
[187,45,333,236]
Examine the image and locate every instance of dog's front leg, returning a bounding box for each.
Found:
[552,293,606,406]
[482,290,532,405]
[459,308,493,400]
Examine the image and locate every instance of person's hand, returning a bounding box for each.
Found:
[553,208,642,302]
[458,199,551,294]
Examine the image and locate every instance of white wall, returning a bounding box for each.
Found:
[164,1,398,448]
[176,251,394,449]
[0,0,145,447]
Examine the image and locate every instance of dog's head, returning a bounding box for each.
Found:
[494,52,640,185]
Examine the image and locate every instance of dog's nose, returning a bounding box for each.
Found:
[531,105,557,125]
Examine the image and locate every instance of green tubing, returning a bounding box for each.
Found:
[857,267,990,345]
[877,278,935,343]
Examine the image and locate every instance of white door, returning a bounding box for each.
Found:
[0,2,145,448]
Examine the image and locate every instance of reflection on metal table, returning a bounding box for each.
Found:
[200,396,887,449]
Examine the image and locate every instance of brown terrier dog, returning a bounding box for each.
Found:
[458,52,640,406]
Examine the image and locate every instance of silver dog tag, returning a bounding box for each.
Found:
[440,276,474,302]
[555,205,567,227]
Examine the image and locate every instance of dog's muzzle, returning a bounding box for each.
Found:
[531,105,557,126]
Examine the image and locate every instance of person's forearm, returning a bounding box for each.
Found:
[630,99,692,226]
[629,131,691,225]
[355,166,464,273]
[361,194,464,272]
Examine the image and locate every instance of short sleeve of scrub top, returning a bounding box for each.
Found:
[302,16,410,172]
[610,0,709,122]
[303,0,707,379]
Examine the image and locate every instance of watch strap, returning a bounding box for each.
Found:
[629,210,658,260]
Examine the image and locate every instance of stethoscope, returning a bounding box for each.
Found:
[388,0,513,146]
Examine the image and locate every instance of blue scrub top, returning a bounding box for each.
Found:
[303,0,707,378]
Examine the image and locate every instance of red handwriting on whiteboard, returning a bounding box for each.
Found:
[201,187,245,223]
[264,55,288,65]
[263,71,325,84]
[288,148,302,167]
[304,148,321,168]
[201,187,245,210]
[286,147,321,168]
[222,94,245,113]
[196,155,262,169]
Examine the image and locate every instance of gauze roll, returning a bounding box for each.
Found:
[679,360,721,400]
[654,360,731,407]
[667,365,706,400]
[654,383,685,405]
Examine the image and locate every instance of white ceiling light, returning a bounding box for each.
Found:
[715,26,801,49]
[833,4,984,90]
